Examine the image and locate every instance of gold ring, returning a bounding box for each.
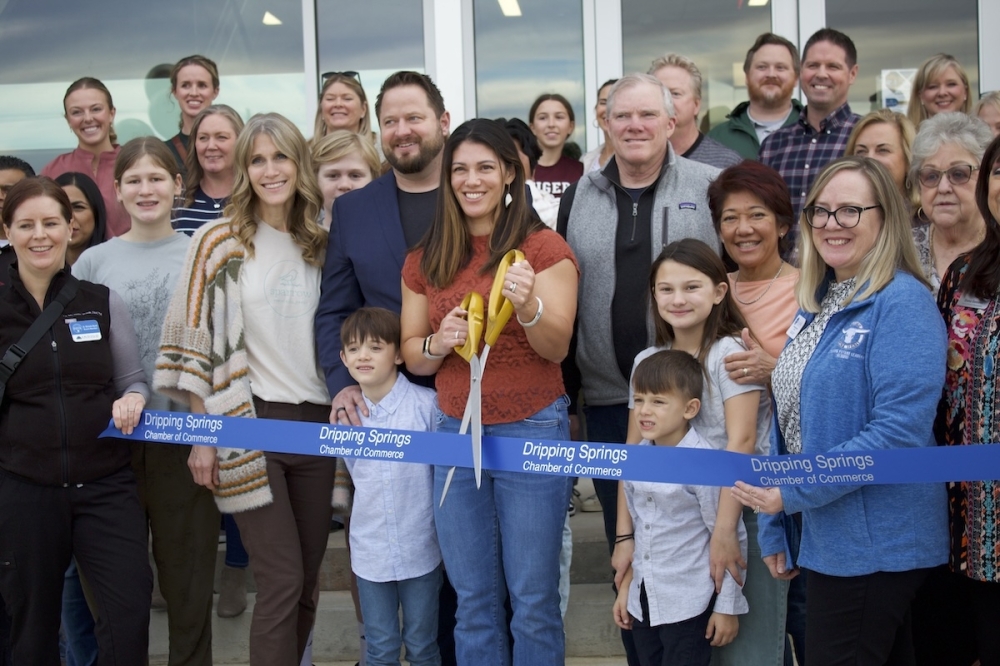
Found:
[754,505,761,514]
[742,367,749,378]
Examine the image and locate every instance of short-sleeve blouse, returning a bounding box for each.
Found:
[402,229,579,423]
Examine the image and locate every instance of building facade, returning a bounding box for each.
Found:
[0,0,995,171]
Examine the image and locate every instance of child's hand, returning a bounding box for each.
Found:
[612,540,634,588]
[706,612,739,647]
[612,586,633,630]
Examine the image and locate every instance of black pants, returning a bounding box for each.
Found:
[805,567,930,666]
[0,466,152,665]
[631,582,714,666]
[914,565,1000,666]
[0,592,9,666]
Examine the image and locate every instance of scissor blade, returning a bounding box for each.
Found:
[459,346,490,433]
[439,466,457,507]
[470,354,483,489]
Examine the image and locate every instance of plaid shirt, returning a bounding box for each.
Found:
[760,103,860,262]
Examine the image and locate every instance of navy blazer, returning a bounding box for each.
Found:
[315,171,410,396]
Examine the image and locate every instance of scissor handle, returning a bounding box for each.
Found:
[484,249,525,346]
[456,291,484,363]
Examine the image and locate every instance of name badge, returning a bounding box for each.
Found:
[957,293,992,310]
[786,314,807,339]
[68,320,102,342]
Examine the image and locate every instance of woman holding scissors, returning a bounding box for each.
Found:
[400,118,579,666]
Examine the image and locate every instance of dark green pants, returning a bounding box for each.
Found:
[133,442,220,666]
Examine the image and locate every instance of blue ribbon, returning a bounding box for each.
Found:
[101,410,1000,487]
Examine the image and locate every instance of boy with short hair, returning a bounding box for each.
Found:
[340,307,442,666]
[614,350,748,666]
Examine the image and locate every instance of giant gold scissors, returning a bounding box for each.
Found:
[440,249,524,505]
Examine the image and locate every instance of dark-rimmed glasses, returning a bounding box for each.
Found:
[916,164,978,189]
[803,204,882,229]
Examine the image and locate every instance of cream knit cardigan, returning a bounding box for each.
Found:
[154,218,272,513]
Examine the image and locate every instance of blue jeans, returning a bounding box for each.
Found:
[61,559,97,666]
[223,513,249,568]
[356,567,443,666]
[712,509,788,666]
[434,396,572,666]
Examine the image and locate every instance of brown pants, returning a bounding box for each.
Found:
[234,400,335,666]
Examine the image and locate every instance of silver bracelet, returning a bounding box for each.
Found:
[517,297,543,328]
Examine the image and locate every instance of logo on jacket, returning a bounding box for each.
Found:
[679,202,696,210]
[838,321,870,350]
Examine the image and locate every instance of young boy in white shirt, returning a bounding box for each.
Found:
[340,307,442,666]
[614,350,748,666]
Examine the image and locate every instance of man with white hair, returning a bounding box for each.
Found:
[556,73,720,666]
[649,54,742,169]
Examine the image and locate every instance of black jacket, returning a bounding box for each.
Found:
[0,267,128,485]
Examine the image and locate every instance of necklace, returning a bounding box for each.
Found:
[734,262,784,306]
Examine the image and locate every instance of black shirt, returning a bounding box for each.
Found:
[397,189,438,249]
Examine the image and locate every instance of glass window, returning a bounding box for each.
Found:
[315,0,425,129]
[472,0,586,147]
[622,0,771,130]
[0,0,306,172]
[825,0,979,116]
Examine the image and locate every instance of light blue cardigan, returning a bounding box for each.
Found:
[758,271,949,576]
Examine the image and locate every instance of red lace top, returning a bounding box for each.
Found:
[403,229,578,423]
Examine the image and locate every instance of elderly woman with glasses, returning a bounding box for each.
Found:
[910,112,993,292]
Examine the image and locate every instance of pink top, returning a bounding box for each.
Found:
[42,147,129,239]
[727,269,800,359]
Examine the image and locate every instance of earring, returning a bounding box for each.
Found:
[504,185,512,208]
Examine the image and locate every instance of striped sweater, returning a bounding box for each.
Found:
[153,217,272,513]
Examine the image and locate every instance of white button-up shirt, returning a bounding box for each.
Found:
[625,427,749,625]
[345,374,441,582]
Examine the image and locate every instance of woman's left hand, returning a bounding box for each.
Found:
[112,391,146,435]
[503,260,537,314]
[724,328,776,385]
[732,481,784,515]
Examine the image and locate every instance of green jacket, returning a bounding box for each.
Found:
[707,99,804,160]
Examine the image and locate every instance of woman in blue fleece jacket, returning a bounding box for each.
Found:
[731,156,949,666]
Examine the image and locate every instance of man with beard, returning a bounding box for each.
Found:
[708,33,803,160]
[314,70,457,666]
[649,54,742,169]
[317,70,449,416]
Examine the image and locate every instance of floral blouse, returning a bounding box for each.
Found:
[937,256,1000,582]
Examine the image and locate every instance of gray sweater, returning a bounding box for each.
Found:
[565,146,720,407]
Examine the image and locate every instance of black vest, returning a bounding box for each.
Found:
[0,267,128,485]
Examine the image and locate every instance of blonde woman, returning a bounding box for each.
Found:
[155,113,331,666]
[845,109,919,209]
[313,72,374,143]
[974,91,1000,137]
[733,157,947,664]
[907,54,972,127]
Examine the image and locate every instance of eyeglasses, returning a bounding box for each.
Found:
[916,164,978,189]
[803,204,882,229]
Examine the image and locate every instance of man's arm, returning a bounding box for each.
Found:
[315,198,364,398]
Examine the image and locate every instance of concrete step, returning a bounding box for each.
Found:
[209,479,615,594]
[149,583,626,664]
